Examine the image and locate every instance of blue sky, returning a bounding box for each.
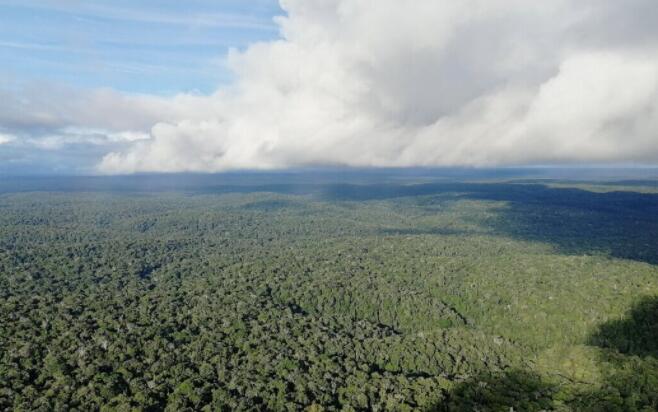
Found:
[0,0,283,94]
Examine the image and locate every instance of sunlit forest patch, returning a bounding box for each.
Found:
[1,177,657,410]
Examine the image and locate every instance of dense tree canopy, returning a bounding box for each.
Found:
[1,179,657,410]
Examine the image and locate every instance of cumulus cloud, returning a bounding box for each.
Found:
[4,0,658,173]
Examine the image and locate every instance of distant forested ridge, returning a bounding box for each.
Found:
[1,175,657,411]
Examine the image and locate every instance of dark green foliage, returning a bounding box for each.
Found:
[439,370,560,412]
[0,178,657,410]
[589,296,658,358]
[581,356,658,412]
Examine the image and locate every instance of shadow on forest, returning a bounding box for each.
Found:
[321,182,658,266]
[582,296,658,410]
[3,176,657,265]
[588,295,658,358]
[433,369,560,411]
[433,365,658,411]
[432,297,658,411]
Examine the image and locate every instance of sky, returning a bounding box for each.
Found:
[0,0,281,93]
[1,0,658,175]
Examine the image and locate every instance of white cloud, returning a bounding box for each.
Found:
[0,133,16,145]
[25,128,151,151]
[5,0,658,173]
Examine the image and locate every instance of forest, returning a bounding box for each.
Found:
[1,173,657,411]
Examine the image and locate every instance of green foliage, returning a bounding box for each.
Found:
[589,296,658,358]
[441,370,562,412]
[0,180,657,410]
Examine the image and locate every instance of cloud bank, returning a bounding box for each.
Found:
[3,0,658,173]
